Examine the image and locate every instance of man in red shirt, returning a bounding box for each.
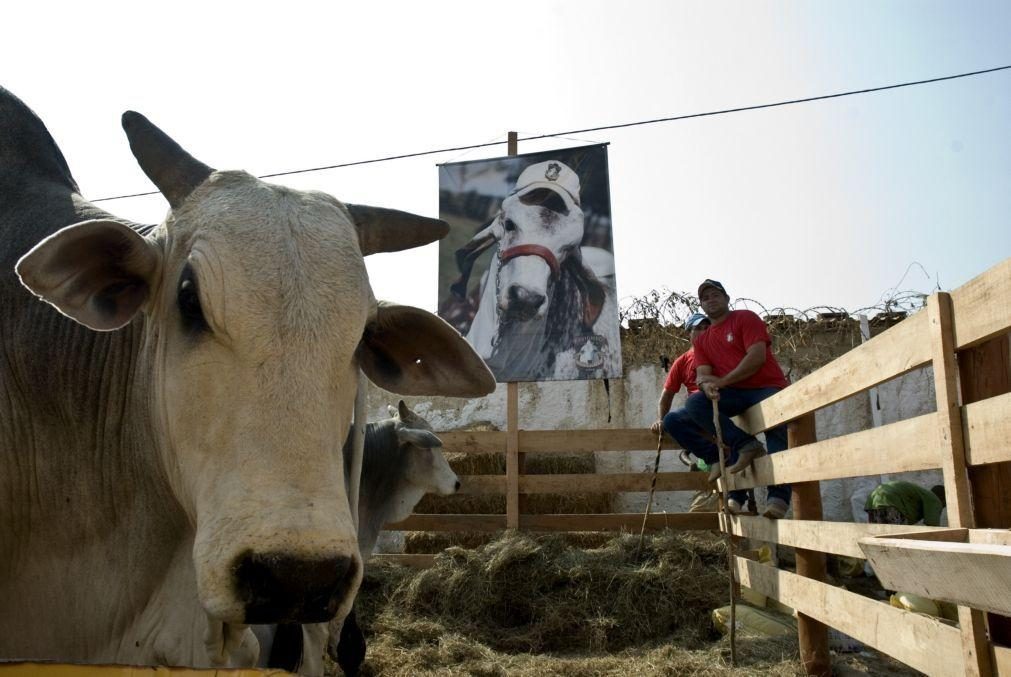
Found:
[667,279,791,519]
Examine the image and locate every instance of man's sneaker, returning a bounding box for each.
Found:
[763,497,789,520]
[726,497,746,515]
[727,440,767,474]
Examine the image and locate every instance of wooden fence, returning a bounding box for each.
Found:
[380,256,1011,675]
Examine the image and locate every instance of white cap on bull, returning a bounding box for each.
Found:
[511,160,581,207]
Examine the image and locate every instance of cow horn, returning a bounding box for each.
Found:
[346,204,449,256]
[121,111,214,209]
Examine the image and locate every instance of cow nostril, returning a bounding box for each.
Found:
[234,551,358,624]
[454,480,461,492]
[507,285,545,311]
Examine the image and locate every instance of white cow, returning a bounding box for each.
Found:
[254,401,458,676]
[0,87,493,667]
[460,160,620,381]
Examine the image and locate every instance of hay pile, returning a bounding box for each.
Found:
[351,530,919,676]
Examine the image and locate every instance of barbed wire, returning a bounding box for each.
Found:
[618,288,929,377]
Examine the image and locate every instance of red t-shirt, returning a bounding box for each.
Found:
[663,348,699,395]
[693,310,789,389]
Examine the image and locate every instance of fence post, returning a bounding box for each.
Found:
[504,131,525,531]
[928,293,993,676]
[960,330,1011,647]
[788,412,830,677]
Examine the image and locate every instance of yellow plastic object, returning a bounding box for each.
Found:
[712,604,796,638]
[0,664,290,676]
[889,592,941,618]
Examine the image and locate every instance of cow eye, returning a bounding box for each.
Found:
[503,218,517,233]
[177,268,208,333]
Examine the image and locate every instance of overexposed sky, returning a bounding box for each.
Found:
[4,1,1009,316]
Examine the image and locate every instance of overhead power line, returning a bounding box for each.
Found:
[93,64,1011,203]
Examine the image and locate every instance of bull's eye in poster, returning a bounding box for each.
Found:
[438,144,622,383]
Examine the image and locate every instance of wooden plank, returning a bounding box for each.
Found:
[734,557,964,676]
[960,333,1011,646]
[726,412,940,490]
[438,429,680,454]
[723,515,946,559]
[439,430,506,454]
[995,645,1011,676]
[734,310,931,435]
[964,391,1011,467]
[519,512,718,532]
[458,474,506,494]
[859,535,1011,617]
[520,471,708,494]
[386,514,506,532]
[506,382,520,529]
[928,292,992,677]
[517,429,675,453]
[788,414,830,677]
[370,553,436,569]
[951,257,1011,350]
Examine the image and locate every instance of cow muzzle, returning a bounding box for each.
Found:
[234,551,360,624]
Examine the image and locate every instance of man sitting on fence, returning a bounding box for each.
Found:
[865,481,947,526]
[650,311,710,462]
[665,279,791,519]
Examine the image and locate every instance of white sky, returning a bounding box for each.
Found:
[4,1,1009,316]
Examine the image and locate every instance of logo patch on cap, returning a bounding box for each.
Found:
[545,163,561,182]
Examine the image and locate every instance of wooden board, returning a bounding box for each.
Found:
[458,474,506,494]
[0,665,287,676]
[725,412,940,490]
[386,514,506,532]
[370,553,436,569]
[722,515,945,559]
[517,429,674,453]
[520,471,707,494]
[995,645,1011,676]
[951,256,1011,350]
[734,310,931,435]
[439,430,505,454]
[734,556,964,676]
[858,530,1011,617]
[519,512,717,532]
[963,390,1011,467]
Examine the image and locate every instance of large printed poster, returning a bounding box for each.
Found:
[438,144,621,383]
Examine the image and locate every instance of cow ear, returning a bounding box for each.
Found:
[397,428,442,449]
[16,219,161,331]
[358,302,496,397]
[346,204,449,256]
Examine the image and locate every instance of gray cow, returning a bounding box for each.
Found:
[256,401,458,675]
[0,87,493,667]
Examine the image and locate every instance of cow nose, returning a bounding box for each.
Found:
[234,551,358,624]
[506,285,546,313]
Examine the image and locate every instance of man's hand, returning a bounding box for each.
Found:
[701,381,720,401]
[696,372,722,387]
[650,419,663,435]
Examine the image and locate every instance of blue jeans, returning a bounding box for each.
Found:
[663,387,790,506]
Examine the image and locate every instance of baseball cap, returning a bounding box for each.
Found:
[684,312,710,330]
[512,160,581,206]
[698,279,728,297]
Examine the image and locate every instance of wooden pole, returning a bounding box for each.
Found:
[712,399,737,667]
[928,293,992,676]
[504,131,525,530]
[788,413,831,677]
[960,330,1011,647]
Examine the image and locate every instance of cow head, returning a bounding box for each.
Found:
[494,160,584,322]
[15,113,493,631]
[389,401,458,496]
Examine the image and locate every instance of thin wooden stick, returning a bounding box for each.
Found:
[713,396,737,667]
[637,427,665,552]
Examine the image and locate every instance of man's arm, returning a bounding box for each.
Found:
[650,390,676,434]
[697,343,766,389]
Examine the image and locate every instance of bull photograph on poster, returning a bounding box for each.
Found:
[438,144,621,382]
